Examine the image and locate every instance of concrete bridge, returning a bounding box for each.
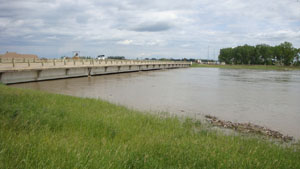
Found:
[0,58,191,84]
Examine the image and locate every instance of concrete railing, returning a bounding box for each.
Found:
[0,59,191,84]
[0,58,190,70]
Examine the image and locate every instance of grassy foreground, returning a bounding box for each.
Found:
[0,85,299,169]
[191,63,300,71]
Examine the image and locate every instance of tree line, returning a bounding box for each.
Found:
[218,42,300,66]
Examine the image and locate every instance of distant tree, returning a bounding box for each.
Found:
[187,58,197,62]
[159,58,168,61]
[219,48,233,64]
[278,42,297,66]
[40,57,48,61]
[273,45,283,65]
[255,44,273,65]
[253,46,263,64]
[79,56,92,59]
[295,48,300,66]
[218,42,299,66]
[232,46,244,64]
[107,56,125,60]
[241,44,255,64]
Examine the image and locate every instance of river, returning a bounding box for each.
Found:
[11,68,300,138]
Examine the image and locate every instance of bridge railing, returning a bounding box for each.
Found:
[0,58,191,69]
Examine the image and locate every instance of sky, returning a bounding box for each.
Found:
[0,0,299,59]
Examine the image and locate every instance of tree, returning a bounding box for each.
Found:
[278,42,297,66]
[219,48,233,64]
[232,46,243,64]
[240,44,255,65]
[294,48,300,66]
[107,56,125,60]
[255,44,273,65]
[218,42,299,66]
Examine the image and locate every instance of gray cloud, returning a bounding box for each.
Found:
[0,0,299,59]
[133,22,173,32]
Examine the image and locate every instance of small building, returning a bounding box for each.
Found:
[0,52,38,59]
[196,59,202,64]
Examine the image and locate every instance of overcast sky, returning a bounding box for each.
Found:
[0,0,299,59]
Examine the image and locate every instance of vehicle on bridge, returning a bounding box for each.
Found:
[97,55,106,60]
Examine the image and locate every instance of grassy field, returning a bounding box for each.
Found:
[191,63,300,71]
[0,84,300,169]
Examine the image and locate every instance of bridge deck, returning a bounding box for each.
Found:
[0,59,191,84]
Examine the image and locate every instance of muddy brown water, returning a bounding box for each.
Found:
[11,68,300,139]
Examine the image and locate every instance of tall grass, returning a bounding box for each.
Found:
[0,85,299,168]
[191,63,300,71]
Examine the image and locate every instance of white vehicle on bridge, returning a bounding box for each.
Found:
[97,55,106,60]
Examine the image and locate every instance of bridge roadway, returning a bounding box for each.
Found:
[0,59,191,84]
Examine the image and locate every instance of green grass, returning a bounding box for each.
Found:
[191,63,300,71]
[0,85,299,169]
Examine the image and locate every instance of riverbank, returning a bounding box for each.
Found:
[191,63,300,71]
[0,85,299,168]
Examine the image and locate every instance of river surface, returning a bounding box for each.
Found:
[11,68,300,138]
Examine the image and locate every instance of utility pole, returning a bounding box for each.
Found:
[213,48,215,60]
[207,46,210,60]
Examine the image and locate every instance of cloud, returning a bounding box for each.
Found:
[117,40,133,45]
[0,0,299,59]
[133,22,172,32]
[181,44,191,48]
